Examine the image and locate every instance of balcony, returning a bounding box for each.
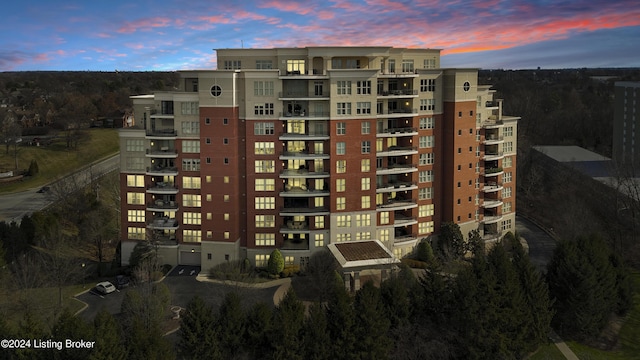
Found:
[376,163,418,175]
[485,101,500,108]
[376,181,417,193]
[482,199,503,209]
[280,220,310,233]
[483,151,504,161]
[145,128,177,139]
[483,135,504,145]
[279,91,330,100]
[279,111,330,120]
[279,69,328,79]
[393,214,418,227]
[146,165,178,177]
[147,182,179,194]
[482,230,503,242]
[279,185,330,197]
[378,71,419,78]
[378,108,419,118]
[147,217,179,230]
[482,181,503,193]
[394,233,419,245]
[377,146,418,157]
[376,127,418,137]
[280,169,330,178]
[482,118,504,129]
[147,200,179,212]
[377,89,418,98]
[281,237,310,250]
[279,131,330,141]
[279,151,330,160]
[377,198,417,211]
[484,167,504,177]
[146,148,178,158]
[279,206,330,216]
[482,214,504,224]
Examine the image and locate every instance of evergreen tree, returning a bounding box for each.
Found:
[90,309,126,360]
[415,240,435,264]
[216,292,245,359]
[437,222,465,260]
[178,296,220,360]
[244,302,273,360]
[326,279,357,360]
[353,281,392,359]
[302,302,331,360]
[51,309,93,360]
[271,288,305,360]
[380,273,411,330]
[267,249,285,276]
[16,311,46,360]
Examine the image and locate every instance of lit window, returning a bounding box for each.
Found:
[183,212,201,225]
[356,214,371,227]
[419,204,434,217]
[127,210,145,222]
[361,178,370,190]
[126,192,144,205]
[336,197,346,210]
[337,215,351,227]
[361,159,370,172]
[361,196,371,209]
[315,234,325,247]
[255,254,270,267]
[315,216,325,229]
[418,221,434,235]
[255,160,275,173]
[255,197,276,209]
[254,142,275,155]
[336,160,346,173]
[255,178,275,191]
[183,176,201,189]
[255,215,275,228]
[183,230,202,243]
[126,175,145,187]
[380,212,389,225]
[336,179,346,192]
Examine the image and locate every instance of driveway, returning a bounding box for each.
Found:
[515,215,558,272]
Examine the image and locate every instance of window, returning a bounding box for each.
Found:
[126,139,144,152]
[182,140,200,153]
[127,210,145,222]
[502,187,512,198]
[256,60,273,69]
[255,215,275,228]
[361,122,370,134]
[287,59,305,74]
[254,81,274,96]
[337,215,351,227]
[419,135,434,148]
[315,216,325,229]
[125,157,144,171]
[224,213,229,221]
[336,197,346,210]
[223,60,241,69]
[127,227,145,240]
[419,153,434,165]
[255,160,275,173]
[361,196,371,209]
[223,118,228,124]
[337,80,351,95]
[420,79,436,92]
[336,233,351,242]
[315,234,325,247]
[380,212,389,225]
[361,177,370,190]
[501,219,513,231]
[424,58,436,68]
[183,176,201,189]
[255,197,275,209]
[419,170,434,183]
[401,59,414,73]
[357,80,371,94]
[361,159,370,172]
[254,103,274,115]
[379,229,390,242]
[356,232,371,240]
[255,179,275,191]
[357,102,371,114]
[504,141,514,153]
[504,126,514,137]
[181,121,200,137]
[255,254,270,267]
[361,141,371,154]
[180,101,200,115]
[254,122,275,135]
[224,157,229,164]
[182,159,200,171]
[336,142,346,155]
[419,99,435,111]
[314,197,324,207]
[419,187,433,200]
[504,172,513,183]
[183,194,202,207]
[126,175,144,187]
[126,192,144,205]
[356,214,371,227]
[336,160,346,173]
[503,156,512,168]
[336,179,346,192]
[502,202,512,214]
[183,230,202,243]
[336,122,346,135]
[419,204,434,217]
[183,212,201,225]
[419,117,434,129]
[337,103,351,115]
[419,221,435,235]
[224,176,230,183]
[254,142,275,155]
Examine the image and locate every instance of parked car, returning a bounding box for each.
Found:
[37,186,50,193]
[96,281,116,295]
[116,275,130,289]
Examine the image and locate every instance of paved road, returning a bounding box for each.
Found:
[515,215,558,272]
[0,154,119,223]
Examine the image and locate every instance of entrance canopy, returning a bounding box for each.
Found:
[328,240,401,291]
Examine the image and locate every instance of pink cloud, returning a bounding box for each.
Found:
[117,17,173,34]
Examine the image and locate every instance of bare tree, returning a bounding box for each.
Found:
[1,109,22,169]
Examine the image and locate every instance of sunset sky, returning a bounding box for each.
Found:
[2,0,639,71]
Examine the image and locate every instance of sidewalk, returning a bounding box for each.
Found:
[549,330,580,360]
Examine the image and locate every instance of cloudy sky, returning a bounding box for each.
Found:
[2,0,639,71]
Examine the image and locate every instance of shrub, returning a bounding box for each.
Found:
[401,258,428,269]
[281,265,300,278]
[268,249,285,276]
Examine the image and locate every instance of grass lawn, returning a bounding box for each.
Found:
[527,343,566,360]
[0,128,119,194]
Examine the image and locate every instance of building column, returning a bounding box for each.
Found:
[353,271,360,292]
[344,272,352,292]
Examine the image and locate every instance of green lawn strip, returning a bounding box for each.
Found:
[0,128,119,194]
[526,343,566,360]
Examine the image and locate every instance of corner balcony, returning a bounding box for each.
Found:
[147,217,179,230]
[482,118,504,129]
[376,181,418,193]
[482,214,504,224]
[482,230,503,243]
[393,233,419,246]
[376,89,418,98]
[376,163,418,176]
[377,108,419,119]
[377,198,417,211]
[483,167,504,177]
[147,200,179,212]
[482,181,503,193]
[393,214,418,227]
[280,169,330,179]
[281,236,310,251]
[482,199,503,209]
[278,69,328,79]
[376,127,418,138]
[279,91,330,101]
[146,182,179,194]
[279,111,330,120]
[279,186,330,197]
[279,131,330,141]
[483,151,504,161]
[280,220,310,233]
[146,148,178,158]
[279,151,330,160]
[376,146,418,157]
[145,128,177,139]
[483,135,504,145]
[146,165,178,177]
[279,206,330,216]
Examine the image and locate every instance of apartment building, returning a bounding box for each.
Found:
[613,81,640,167]
[118,46,519,268]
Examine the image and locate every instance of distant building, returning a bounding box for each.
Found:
[118,46,519,268]
[613,81,640,167]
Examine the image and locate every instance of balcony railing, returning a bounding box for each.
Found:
[147,200,179,210]
[376,164,418,175]
[147,217,179,229]
[485,167,504,174]
[279,91,330,98]
[377,127,417,135]
[377,198,417,210]
[482,181,503,192]
[146,166,178,175]
[146,129,177,137]
[280,169,330,178]
[384,108,417,115]
[279,206,330,215]
[378,89,418,96]
[279,111,330,118]
[394,234,418,243]
[280,151,330,159]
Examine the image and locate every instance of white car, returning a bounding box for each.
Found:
[96,281,116,295]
